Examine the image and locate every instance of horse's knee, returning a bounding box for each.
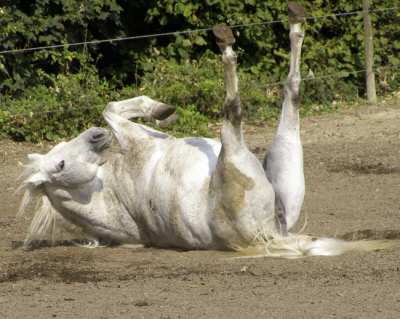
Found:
[103,102,118,123]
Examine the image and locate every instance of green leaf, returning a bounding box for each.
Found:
[168,45,176,56]
[174,3,185,14]
[194,36,207,46]
[183,6,192,18]
[343,54,352,62]
[250,66,259,75]
[160,15,167,26]
[178,48,189,58]
[182,39,192,47]
[274,51,288,59]
[45,131,53,140]
[166,3,173,13]
[175,35,183,45]
[343,34,353,41]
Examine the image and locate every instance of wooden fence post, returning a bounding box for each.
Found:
[362,0,377,103]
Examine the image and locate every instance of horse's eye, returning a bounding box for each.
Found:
[59,160,65,170]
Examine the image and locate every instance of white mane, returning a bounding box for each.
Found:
[17,155,44,218]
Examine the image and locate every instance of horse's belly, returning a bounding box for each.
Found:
[141,139,220,249]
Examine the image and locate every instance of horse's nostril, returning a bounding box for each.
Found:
[92,133,105,141]
[89,129,112,150]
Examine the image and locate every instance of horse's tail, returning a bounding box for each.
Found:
[235,234,398,259]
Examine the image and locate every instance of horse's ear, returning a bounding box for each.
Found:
[23,171,49,188]
[28,153,44,162]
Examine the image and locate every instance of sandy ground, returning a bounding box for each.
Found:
[0,101,399,319]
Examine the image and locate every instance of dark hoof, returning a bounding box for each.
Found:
[157,114,180,129]
[152,104,176,121]
[288,2,307,24]
[212,24,235,48]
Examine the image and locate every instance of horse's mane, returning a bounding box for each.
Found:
[16,157,95,247]
[17,155,45,219]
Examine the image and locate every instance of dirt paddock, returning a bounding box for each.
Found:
[1,102,399,319]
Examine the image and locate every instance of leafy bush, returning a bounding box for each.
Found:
[0,0,123,97]
[0,54,116,142]
[1,0,399,142]
[2,0,399,98]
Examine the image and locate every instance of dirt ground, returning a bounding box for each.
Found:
[0,101,399,319]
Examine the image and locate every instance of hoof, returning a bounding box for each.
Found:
[157,114,180,129]
[152,103,176,121]
[212,24,235,49]
[288,2,307,24]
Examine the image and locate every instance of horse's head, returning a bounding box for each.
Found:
[22,127,112,189]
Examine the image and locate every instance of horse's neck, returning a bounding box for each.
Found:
[44,176,105,221]
[43,169,137,242]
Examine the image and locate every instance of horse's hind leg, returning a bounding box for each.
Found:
[209,25,275,248]
[263,3,307,235]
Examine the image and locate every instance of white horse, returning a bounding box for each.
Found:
[17,3,394,257]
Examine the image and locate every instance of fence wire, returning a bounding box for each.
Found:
[0,7,399,55]
[0,7,399,119]
[1,65,398,120]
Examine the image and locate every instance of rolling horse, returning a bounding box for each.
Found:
[17,3,395,257]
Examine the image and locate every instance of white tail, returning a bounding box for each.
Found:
[235,233,399,259]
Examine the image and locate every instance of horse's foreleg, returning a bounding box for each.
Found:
[263,3,307,234]
[104,96,175,122]
[212,25,244,151]
[103,96,175,149]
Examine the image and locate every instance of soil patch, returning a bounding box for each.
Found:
[1,102,399,319]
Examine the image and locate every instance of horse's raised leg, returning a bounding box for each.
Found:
[263,3,307,235]
[103,96,176,150]
[210,25,275,248]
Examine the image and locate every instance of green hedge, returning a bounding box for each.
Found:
[0,0,399,142]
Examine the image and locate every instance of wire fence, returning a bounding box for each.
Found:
[260,65,400,87]
[1,64,399,120]
[0,6,399,119]
[0,7,398,56]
